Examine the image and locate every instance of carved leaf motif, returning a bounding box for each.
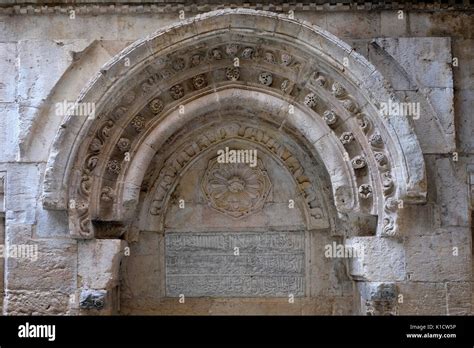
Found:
[241,47,254,59]
[226,44,239,57]
[359,184,373,199]
[210,48,223,60]
[100,186,115,202]
[86,155,99,170]
[98,120,114,141]
[382,216,396,235]
[280,79,293,94]
[375,152,388,167]
[80,173,91,196]
[332,82,347,98]
[382,172,394,194]
[89,138,102,153]
[369,133,384,147]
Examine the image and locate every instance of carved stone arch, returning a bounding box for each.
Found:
[39,10,426,242]
[33,8,433,314]
[41,9,427,243]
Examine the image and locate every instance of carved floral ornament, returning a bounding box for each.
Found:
[56,10,425,239]
[202,159,271,219]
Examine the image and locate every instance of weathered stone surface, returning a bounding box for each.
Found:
[405,227,471,282]
[455,89,474,154]
[408,12,474,39]
[446,282,472,315]
[397,203,441,236]
[397,282,447,315]
[0,43,16,103]
[18,40,90,107]
[5,164,42,225]
[78,239,127,289]
[327,12,380,38]
[36,209,69,238]
[452,39,474,91]
[4,290,70,315]
[346,237,406,282]
[432,157,470,227]
[375,37,453,88]
[371,38,455,153]
[6,238,77,293]
[0,104,19,162]
[380,10,407,37]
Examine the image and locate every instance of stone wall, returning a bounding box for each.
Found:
[0,4,472,315]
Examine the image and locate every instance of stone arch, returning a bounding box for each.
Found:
[40,9,426,244]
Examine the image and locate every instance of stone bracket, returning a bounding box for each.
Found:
[79,289,106,310]
[358,282,399,315]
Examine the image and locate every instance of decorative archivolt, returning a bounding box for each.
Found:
[42,9,426,239]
